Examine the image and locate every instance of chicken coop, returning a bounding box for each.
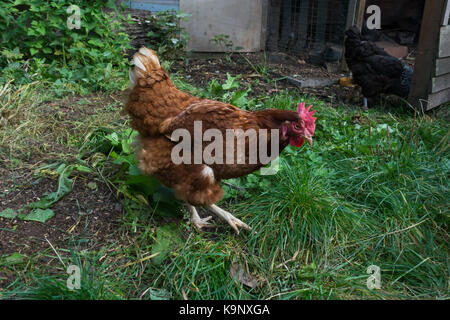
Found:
[121,0,450,110]
[267,0,449,110]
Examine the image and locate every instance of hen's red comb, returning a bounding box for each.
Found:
[297,102,317,134]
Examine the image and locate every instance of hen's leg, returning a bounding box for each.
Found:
[186,204,214,231]
[363,97,368,110]
[206,204,251,235]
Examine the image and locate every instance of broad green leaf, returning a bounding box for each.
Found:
[105,132,119,146]
[128,164,142,176]
[147,288,172,300]
[2,252,25,266]
[20,208,55,223]
[126,175,160,194]
[231,90,249,108]
[121,139,131,154]
[152,186,183,217]
[28,163,74,209]
[88,39,103,47]
[151,223,184,265]
[222,73,240,90]
[152,186,177,204]
[73,164,92,173]
[0,208,17,219]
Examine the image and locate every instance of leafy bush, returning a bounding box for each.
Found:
[145,10,190,60]
[0,0,131,91]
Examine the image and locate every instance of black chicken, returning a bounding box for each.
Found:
[344,26,413,108]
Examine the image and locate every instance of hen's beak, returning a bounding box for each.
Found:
[305,132,313,145]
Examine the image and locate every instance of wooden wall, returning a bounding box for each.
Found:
[409,0,450,110]
[180,0,265,52]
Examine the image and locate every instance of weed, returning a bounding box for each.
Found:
[240,52,270,78]
[145,11,190,61]
[210,34,243,64]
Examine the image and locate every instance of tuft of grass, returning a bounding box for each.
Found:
[0,82,125,165]
[3,243,127,300]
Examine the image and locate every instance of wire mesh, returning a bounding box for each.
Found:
[267,0,350,56]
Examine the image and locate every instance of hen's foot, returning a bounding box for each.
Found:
[206,204,251,235]
[187,205,214,231]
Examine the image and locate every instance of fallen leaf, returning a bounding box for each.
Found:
[244,73,261,78]
[298,262,317,280]
[230,262,260,289]
[0,208,17,219]
[141,287,172,300]
[20,208,55,223]
[151,223,183,265]
[2,252,25,266]
[87,182,98,190]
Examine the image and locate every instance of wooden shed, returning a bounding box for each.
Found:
[408,0,450,110]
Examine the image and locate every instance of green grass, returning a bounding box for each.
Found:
[0,77,448,300]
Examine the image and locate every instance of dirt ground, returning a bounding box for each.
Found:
[0,166,122,253]
[0,91,129,288]
[172,52,365,106]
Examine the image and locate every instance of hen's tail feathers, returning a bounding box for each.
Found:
[345,26,362,40]
[129,47,163,87]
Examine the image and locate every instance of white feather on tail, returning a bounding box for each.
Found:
[129,47,161,87]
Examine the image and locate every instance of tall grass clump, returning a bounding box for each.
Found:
[3,244,125,300]
[214,91,448,298]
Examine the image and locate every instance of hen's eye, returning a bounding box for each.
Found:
[294,123,300,129]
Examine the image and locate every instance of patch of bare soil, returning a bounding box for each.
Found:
[171,52,363,107]
[0,92,130,287]
[36,91,128,122]
[0,163,125,287]
[0,166,122,254]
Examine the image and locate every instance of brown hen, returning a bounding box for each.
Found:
[125,47,316,234]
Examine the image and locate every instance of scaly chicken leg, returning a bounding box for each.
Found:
[206,205,252,235]
[187,203,252,234]
[188,204,252,234]
[186,204,214,230]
